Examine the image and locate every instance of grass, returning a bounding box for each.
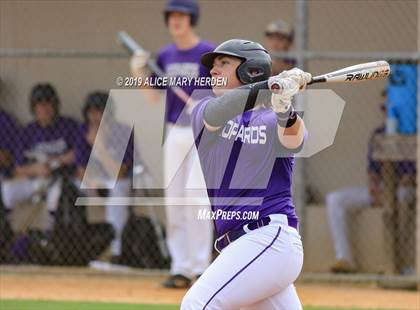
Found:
[1,299,177,310]
[0,299,401,310]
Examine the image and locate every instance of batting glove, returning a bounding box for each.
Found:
[268,68,312,93]
[268,68,311,113]
[130,50,150,76]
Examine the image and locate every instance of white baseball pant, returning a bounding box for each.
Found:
[2,177,62,229]
[181,214,303,310]
[326,186,370,265]
[326,184,415,266]
[164,124,212,278]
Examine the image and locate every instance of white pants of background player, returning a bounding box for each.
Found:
[181,214,303,310]
[326,185,414,266]
[164,124,212,278]
[75,178,131,257]
[1,177,62,229]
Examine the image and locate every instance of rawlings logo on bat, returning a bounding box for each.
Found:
[345,69,390,81]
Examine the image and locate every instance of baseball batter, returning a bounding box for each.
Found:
[181,39,311,309]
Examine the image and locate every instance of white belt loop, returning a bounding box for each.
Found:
[243,223,251,233]
[268,214,289,227]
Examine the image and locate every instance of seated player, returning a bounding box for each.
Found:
[0,108,20,262]
[326,90,416,273]
[0,108,19,179]
[1,83,78,232]
[75,91,134,264]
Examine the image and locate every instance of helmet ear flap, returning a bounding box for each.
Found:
[237,59,272,84]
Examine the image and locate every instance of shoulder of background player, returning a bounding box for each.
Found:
[57,116,80,130]
[157,43,177,57]
[198,39,217,52]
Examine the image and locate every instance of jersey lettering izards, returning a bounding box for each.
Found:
[220,120,267,144]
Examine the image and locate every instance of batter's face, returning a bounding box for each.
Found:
[167,11,192,37]
[210,55,243,96]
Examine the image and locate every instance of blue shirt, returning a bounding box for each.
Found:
[387,63,418,134]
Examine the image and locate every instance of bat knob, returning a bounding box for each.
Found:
[270,82,283,94]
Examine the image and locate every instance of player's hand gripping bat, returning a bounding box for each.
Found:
[117,31,191,105]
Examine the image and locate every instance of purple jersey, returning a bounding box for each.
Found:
[0,110,19,176]
[192,97,300,236]
[16,116,79,166]
[156,40,215,126]
[75,122,134,173]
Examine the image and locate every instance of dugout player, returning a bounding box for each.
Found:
[1,83,79,232]
[265,19,295,75]
[327,90,416,274]
[181,39,310,309]
[0,109,19,179]
[74,91,134,264]
[0,107,19,262]
[130,0,215,288]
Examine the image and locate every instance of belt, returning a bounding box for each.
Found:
[214,214,297,253]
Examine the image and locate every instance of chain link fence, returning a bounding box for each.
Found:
[0,80,170,269]
[0,0,418,282]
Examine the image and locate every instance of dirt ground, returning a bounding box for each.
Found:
[0,268,419,309]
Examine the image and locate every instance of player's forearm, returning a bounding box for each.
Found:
[76,167,86,181]
[277,116,306,150]
[15,165,31,178]
[95,148,128,178]
[55,150,75,166]
[0,150,13,169]
[15,164,41,178]
[203,81,270,128]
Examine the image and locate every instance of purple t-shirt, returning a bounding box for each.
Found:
[75,122,134,173]
[192,97,300,236]
[16,116,79,166]
[156,40,215,126]
[0,110,19,176]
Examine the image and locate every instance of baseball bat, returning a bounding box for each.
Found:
[117,31,190,104]
[307,60,390,85]
[117,31,165,77]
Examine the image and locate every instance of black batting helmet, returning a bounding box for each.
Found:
[201,39,272,84]
[29,83,60,113]
[83,91,109,120]
[164,0,200,26]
